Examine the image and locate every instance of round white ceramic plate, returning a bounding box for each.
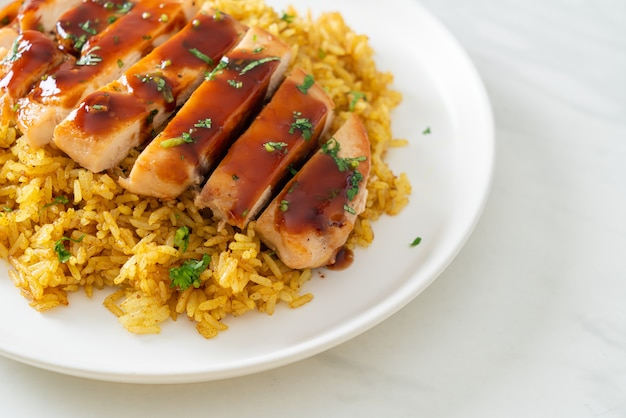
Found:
[0,0,494,383]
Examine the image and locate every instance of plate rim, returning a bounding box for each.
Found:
[0,0,495,383]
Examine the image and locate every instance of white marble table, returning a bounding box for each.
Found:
[1,0,625,416]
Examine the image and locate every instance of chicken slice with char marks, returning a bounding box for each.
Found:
[196,67,335,229]
[119,26,291,199]
[17,0,197,148]
[53,7,247,173]
[255,114,371,269]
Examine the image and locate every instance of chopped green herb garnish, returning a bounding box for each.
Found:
[252,46,264,54]
[296,74,315,94]
[42,195,69,211]
[214,10,223,20]
[410,237,422,247]
[287,164,298,176]
[146,108,158,124]
[1,36,21,64]
[78,20,97,35]
[279,199,289,212]
[280,12,295,23]
[76,46,103,66]
[194,118,212,129]
[239,56,281,75]
[192,18,201,27]
[349,91,366,111]
[318,48,326,59]
[159,131,194,148]
[423,127,431,135]
[205,57,228,80]
[89,104,107,111]
[227,79,243,88]
[53,234,85,263]
[346,170,363,201]
[117,1,133,14]
[135,73,174,103]
[117,58,124,68]
[159,13,169,23]
[189,47,213,65]
[72,34,88,51]
[232,174,239,181]
[107,15,118,24]
[169,254,211,290]
[263,141,288,152]
[321,138,366,172]
[288,111,313,140]
[174,226,190,253]
[321,138,367,201]
[343,204,356,215]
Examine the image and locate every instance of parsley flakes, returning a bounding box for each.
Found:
[321,137,367,204]
[53,234,86,263]
[289,111,313,140]
[296,74,315,94]
[169,254,211,290]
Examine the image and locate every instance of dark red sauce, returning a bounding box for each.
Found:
[68,10,244,143]
[56,0,131,55]
[31,0,188,106]
[0,30,63,98]
[73,90,146,134]
[326,247,354,270]
[275,151,352,235]
[150,44,283,185]
[208,72,330,226]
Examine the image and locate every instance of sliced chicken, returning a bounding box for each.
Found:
[255,114,371,269]
[196,67,335,229]
[53,8,247,173]
[119,26,291,199]
[17,0,197,148]
[0,30,67,123]
[18,0,84,32]
[55,0,135,55]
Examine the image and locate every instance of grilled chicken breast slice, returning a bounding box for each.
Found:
[17,0,84,32]
[17,0,197,148]
[119,26,291,199]
[0,30,67,123]
[55,0,135,56]
[53,8,247,173]
[255,114,371,269]
[196,67,335,229]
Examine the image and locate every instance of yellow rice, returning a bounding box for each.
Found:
[0,0,410,338]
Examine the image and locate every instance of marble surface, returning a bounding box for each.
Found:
[1,0,625,416]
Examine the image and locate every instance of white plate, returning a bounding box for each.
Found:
[0,0,494,383]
